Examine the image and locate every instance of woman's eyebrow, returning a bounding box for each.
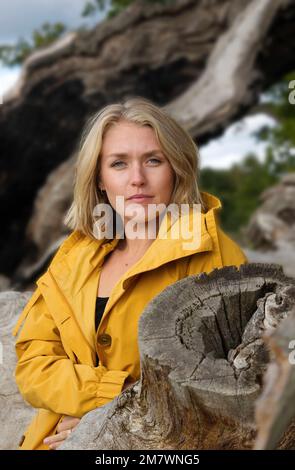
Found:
[106,150,163,159]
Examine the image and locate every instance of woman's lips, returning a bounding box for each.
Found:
[127,196,153,203]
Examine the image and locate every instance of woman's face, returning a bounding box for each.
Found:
[99,120,175,226]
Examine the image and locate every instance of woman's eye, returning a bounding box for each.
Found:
[110,161,125,167]
[148,158,161,164]
[110,158,161,168]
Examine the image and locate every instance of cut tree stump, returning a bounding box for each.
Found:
[60,263,295,450]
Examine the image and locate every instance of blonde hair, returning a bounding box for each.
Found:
[64,95,205,240]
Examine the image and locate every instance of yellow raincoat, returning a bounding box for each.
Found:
[12,192,247,450]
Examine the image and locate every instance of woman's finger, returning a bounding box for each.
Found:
[44,429,72,446]
[56,417,80,433]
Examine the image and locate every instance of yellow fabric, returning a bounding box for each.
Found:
[12,191,247,450]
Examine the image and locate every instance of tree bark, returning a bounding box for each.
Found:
[165,0,293,138]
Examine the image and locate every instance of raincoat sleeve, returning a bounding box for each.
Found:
[13,289,129,418]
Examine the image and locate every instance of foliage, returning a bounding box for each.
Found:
[200,153,280,235]
[255,72,295,147]
[0,22,66,66]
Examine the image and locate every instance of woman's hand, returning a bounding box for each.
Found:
[43,415,81,450]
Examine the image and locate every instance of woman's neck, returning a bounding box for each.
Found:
[116,236,154,257]
[118,217,161,256]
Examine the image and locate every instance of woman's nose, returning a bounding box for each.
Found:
[129,164,147,184]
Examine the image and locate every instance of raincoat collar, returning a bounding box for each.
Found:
[46,191,221,295]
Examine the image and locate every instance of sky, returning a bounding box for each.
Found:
[200,114,276,169]
[0,0,105,43]
[0,0,275,169]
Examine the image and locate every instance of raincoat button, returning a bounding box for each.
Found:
[97,333,112,347]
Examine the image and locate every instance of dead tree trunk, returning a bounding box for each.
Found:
[60,263,295,450]
[165,0,291,138]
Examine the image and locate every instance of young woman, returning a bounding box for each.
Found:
[13,96,247,450]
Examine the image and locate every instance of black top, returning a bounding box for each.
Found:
[95,296,109,332]
[95,296,109,366]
